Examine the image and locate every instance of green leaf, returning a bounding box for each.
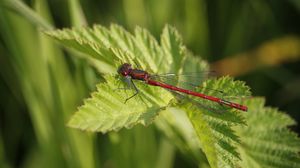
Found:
[161,25,186,73]
[46,24,258,168]
[46,24,193,133]
[237,98,300,168]
[176,76,251,168]
[68,75,173,132]
[45,24,184,74]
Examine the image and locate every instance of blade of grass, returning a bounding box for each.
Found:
[3,0,53,30]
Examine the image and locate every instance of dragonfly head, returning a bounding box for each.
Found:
[118,63,132,76]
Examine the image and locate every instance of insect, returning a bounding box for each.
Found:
[117,63,247,112]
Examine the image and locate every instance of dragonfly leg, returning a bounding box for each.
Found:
[124,79,139,103]
[114,79,131,91]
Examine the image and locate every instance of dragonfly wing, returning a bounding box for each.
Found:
[149,73,224,97]
[150,71,217,87]
[151,71,217,82]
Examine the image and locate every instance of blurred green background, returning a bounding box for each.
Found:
[0,0,300,167]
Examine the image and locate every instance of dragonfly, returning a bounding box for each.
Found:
[117,63,248,112]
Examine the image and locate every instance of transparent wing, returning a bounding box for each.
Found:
[150,71,217,83]
[149,71,224,96]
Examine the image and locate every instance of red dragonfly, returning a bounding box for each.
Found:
[117,63,247,112]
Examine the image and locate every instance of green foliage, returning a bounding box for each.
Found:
[176,76,250,168]
[45,24,300,168]
[46,24,206,130]
[2,1,300,168]
[45,24,186,74]
[237,98,300,168]
[46,24,189,132]
[68,75,173,132]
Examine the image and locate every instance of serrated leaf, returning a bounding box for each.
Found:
[177,76,251,168]
[46,24,195,133]
[161,25,186,73]
[237,98,300,168]
[46,24,260,168]
[68,75,173,133]
[45,24,183,74]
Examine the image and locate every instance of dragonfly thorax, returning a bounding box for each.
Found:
[118,63,149,81]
